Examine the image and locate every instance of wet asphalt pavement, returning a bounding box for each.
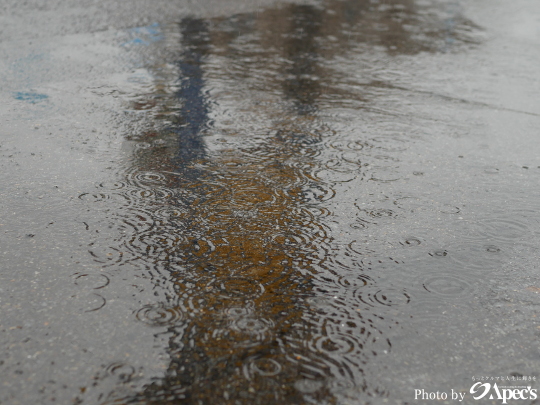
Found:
[1,0,540,404]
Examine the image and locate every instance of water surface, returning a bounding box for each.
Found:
[2,0,540,404]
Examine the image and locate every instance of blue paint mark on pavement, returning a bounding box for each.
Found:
[14,92,49,103]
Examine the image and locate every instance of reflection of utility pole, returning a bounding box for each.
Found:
[282,5,322,115]
[174,18,210,176]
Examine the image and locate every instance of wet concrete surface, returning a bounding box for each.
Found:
[1,0,540,404]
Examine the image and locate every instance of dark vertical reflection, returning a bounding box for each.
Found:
[174,18,210,173]
[282,5,322,114]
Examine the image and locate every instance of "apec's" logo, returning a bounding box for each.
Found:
[470,382,537,404]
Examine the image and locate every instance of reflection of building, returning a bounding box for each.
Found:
[113,1,481,403]
[121,9,338,404]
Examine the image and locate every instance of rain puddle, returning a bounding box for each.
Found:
[2,0,540,404]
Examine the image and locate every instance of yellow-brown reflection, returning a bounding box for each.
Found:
[116,10,338,404]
